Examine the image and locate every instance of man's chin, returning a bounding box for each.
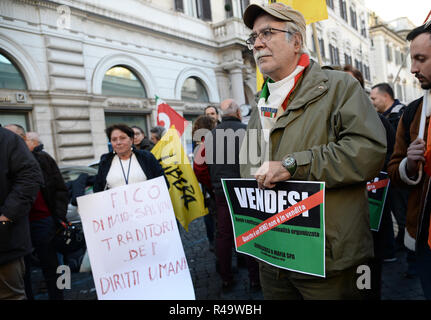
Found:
[420,83,431,90]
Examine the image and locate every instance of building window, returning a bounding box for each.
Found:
[225,0,233,18]
[395,50,402,65]
[386,45,392,62]
[350,8,357,30]
[312,34,326,58]
[329,44,340,65]
[344,53,352,66]
[181,77,209,102]
[354,59,364,75]
[364,65,370,81]
[0,111,30,131]
[196,0,212,21]
[339,0,348,22]
[361,20,367,37]
[0,53,27,90]
[102,66,147,98]
[174,0,184,12]
[240,0,250,17]
[319,39,326,58]
[326,0,334,9]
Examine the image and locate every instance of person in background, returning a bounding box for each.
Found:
[204,106,220,124]
[131,126,154,151]
[343,67,397,299]
[387,22,431,299]
[192,115,217,252]
[150,126,166,146]
[0,125,43,300]
[5,124,68,300]
[370,83,409,255]
[206,99,260,294]
[93,124,167,193]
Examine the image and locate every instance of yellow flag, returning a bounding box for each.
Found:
[256,0,328,90]
[151,128,208,231]
[279,0,328,24]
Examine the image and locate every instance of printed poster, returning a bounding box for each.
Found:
[77,176,195,300]
[367,171,390,232]
[222,179,325,278]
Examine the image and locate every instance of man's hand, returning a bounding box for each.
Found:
[406,138,426,177]
[254,161,291,189]
[0,215,11,222]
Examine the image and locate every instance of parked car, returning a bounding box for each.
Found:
[60,165,98,184]
[60,165,98,223]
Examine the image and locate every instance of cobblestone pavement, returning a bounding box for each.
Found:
[29,216,425,300]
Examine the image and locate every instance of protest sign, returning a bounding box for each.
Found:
[367,171,390,232]
[222,179,325,277]
[76,176,195,300]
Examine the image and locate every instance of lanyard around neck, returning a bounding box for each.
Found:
[119,154,132,185]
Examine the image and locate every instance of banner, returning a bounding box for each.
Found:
[367,171,390,232]
[77,176,195,300]
[151,128,208,231]
[156,95,188,137]
[222,179,325,277]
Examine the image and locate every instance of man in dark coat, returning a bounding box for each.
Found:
[5,125,68,300]
[0,125,43,300]
[205,99,260,293]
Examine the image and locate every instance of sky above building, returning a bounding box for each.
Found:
[364,0,430,26]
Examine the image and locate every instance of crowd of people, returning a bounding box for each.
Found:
[0,2,430,301]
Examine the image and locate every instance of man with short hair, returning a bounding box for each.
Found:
[370,83,406,130]
[239,3,386,299]
[206,99,259,294]
[5,124,68,300]
[204,106,220,124]
[371,83,409,256]
[0,124,43,300]
[26,131,41,151]
[388,22,431,299]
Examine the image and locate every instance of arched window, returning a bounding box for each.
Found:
[181,77,209,102]
[0,53,27,90]
[102,66,147,98]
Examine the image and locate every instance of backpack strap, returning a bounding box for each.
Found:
[403,97,424,145]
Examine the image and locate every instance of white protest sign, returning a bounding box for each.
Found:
[77,176,195,300]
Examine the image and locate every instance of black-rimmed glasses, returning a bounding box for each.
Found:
[245,27,292,50]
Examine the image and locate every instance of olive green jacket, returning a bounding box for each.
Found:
[240,61,387,273]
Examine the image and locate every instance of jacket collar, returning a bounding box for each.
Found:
[33,144,44,153]
[271,61,329,131]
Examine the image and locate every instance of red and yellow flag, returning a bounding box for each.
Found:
[151,128,207,231]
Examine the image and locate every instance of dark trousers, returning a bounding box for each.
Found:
[215,195,259,283]
[369,200,394,300]
[203,196,216,244]
[0,257,26,300]
[388,185,408,246]
[24,216,63,300]
[259,261,369,300]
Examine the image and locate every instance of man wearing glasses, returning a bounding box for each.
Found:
[239,3,387,299]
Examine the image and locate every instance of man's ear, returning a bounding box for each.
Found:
[291,33,302,53]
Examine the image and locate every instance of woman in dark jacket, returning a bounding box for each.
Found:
[93,124,167,193]
[131,126,154,152]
